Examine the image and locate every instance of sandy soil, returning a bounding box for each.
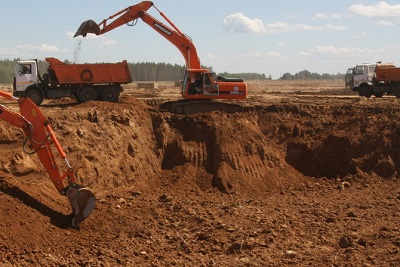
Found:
[1,80,400,266]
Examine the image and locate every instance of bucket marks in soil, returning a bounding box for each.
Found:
[152,113,290,193]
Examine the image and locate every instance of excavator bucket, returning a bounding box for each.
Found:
[74,20,100,37]
[65,185,96,227]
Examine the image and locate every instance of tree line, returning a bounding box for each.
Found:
[0,58,344,83]
[279,70,344,80]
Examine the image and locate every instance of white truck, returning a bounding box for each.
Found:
[349,62,400,98]
[12,58,132,105]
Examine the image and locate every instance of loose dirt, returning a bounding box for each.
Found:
[1,80,400,266]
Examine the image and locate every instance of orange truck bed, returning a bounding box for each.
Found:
[45,57,132,85]
[375,64,400,83]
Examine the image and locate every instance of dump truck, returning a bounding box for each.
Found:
[349,61,400,98]
[13,57,133,105]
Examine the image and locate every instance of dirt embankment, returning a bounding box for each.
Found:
[1,81,400,266]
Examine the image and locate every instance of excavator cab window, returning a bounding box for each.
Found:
[182,71,190,94]
[203,72,219,96]
[186,72,204,95]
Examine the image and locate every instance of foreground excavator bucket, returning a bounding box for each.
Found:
[65,185,96,227]
[74,20,100,37]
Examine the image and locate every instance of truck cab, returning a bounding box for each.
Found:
[12,60,47,105]
[353,63,376,89]
[13,60,39,96]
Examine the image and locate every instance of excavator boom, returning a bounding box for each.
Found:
[74,0,248,113]
[74,1,201,69]
[0,90,95,227]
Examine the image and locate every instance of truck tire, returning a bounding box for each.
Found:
[26,88,44,106]
[359,86,372,98]
[78,86,97,103]
[101,86,119,102]
[373,92,384,98]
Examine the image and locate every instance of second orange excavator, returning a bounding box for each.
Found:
[74,1,247,114]
[0,90,95,227]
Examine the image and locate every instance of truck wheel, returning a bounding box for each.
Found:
[78,87,97,103]
[101,86,119,102]
[359,86,372,98]
[26,88,44,106]
[373,92,384,98]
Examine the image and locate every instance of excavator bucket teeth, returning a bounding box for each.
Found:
[74,20,100,37]
[65,185,96,227]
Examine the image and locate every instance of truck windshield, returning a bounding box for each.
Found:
[18,64,32,74]
[356,66,364,75]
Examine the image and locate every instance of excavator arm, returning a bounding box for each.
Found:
[74,1,201,69]
[0,90,95,227]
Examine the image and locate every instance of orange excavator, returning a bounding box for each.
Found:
[0,90,95,227]
[74,1,248,114]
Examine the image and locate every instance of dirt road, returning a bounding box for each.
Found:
[1,80,400,266]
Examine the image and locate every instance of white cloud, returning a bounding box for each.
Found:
[313,13,342,20]
[68,30,98,40]
[17,44,66,53]
[319,24,348,31]
[265,22,310,33]
[301,46,372,56]
[313,13,329,20]
[376,20,394,26]
[348,1,400,19]
[0,47,18,57]
[67,30,116,46]
[331,13,341,19]
[39,44,61,53]
[223,13,266,34]
[265,22,348,33]
[249,51,285,59]
[266,51,285,58]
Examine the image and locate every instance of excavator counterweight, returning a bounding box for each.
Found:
[0,90,95,227]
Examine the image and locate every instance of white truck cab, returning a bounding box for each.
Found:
[13,60,39,95]
[353,63,376,88]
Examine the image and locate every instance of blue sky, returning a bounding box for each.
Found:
[1,1,400,79]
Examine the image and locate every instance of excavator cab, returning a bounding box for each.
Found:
[183,70,219,98]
